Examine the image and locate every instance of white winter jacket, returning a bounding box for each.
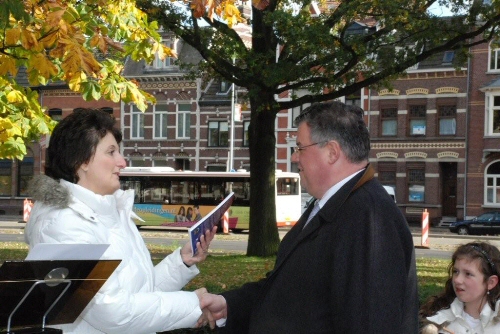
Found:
[24,175,202,334]
[426,298,500,334]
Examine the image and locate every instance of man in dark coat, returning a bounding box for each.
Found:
[200,101,419,333]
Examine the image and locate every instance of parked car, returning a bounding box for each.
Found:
[383,186,396,203]
[449,211,500,235]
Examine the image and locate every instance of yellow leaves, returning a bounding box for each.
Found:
[28,54,58,80]
[46,7,66,28]
[191,0,244,26]
[0,118,22,143]
[6,91,25,104]
[68,71,87,91]
[62,41,102,82]
[190,0,244,26]
[90,34,108,54]
[192,0,210,19]
[5,28,21,46]
[221,1,244,27]
[0,55,18,77]
[20,28,38,50]
[252,0,270,11]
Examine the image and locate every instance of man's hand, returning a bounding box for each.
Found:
[194,290,228,329]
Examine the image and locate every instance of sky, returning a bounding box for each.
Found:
[428,2,455,16]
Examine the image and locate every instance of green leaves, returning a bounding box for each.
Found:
[0,0,176,159]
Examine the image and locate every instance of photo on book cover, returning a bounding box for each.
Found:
[188,192,235,256]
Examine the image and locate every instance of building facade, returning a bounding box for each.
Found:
[3,26,500,227]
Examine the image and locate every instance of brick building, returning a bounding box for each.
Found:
[3,22,500,227]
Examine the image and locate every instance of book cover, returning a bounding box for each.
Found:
[188,192,235,256]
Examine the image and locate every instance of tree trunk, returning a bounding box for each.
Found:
[246,94,280,257]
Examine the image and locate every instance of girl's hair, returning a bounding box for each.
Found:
[420,242,500,317]
[178,206,186,215]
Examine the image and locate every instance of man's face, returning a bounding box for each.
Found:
[291,123,329,199]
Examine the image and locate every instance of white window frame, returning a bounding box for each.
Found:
[243,121,250,147]
[208,121,229,147]
[484,160,500,206]
[489,40,500,72]
[380,107,398,136]
[131,105,144,139]
[290,89,311,128]
[176,103,191,139]
[153,40,176,69]
[154,103,168,139]
[485,93,500,136]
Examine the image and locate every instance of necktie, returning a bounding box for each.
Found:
[304,200,320,228]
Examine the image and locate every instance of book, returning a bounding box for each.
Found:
[188,192,235,256]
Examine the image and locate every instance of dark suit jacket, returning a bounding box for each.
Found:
[220,165,419,333]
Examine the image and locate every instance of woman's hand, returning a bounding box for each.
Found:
[181,225,217,266]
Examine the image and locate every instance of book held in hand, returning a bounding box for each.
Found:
[188,192,235,256]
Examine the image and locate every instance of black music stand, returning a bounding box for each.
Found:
[0,259,121,334]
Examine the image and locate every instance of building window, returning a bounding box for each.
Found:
[345,89,361,107]
[381,107,398,136]
[290,89,312,128]
[291,103,312,129]
[48,108,62,121]
[0,160,12,196]
[208,121,228,147]
[129,159,147,167]
[154,104,168,139]
[378,162,397,191]
[154,41,176,69]
[220,81,230,92]
[131,105,144,139]
[409,105,427,136]
[489,41,500,71]
[207,165,226,172]
[176,104,191,139]
[438,105,457,135]
[486,95,500,135]
[442,51,454,64]
[243,121,250,147]
[407,163,425,202]
[17,156,33,197]
[485,161,500,204]
[153,159,169,167]
[175,158,190,171]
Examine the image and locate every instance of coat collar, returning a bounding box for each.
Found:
[427,297,500,329]
[272,164,374,271]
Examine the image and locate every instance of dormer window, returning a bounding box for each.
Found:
[442,51,454,64]
[153,40,176,69]
[220,80,231,93]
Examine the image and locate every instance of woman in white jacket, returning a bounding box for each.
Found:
[420,242,500,334]
[24,109,216,334]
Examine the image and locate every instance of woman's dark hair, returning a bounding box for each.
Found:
[45,109,122,183]
[420,242,500,318]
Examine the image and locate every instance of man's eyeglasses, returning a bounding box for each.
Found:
[293,141,327,154]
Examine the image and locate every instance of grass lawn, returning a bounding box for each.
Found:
[0,242,449,333]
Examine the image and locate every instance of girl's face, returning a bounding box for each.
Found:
[452,257,488,312]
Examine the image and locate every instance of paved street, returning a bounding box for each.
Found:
[2,217,500,259]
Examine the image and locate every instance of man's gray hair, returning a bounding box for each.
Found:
[294,101,370,163]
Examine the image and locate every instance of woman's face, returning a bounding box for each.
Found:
[452,257,488,312]
[77,132,126,195]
